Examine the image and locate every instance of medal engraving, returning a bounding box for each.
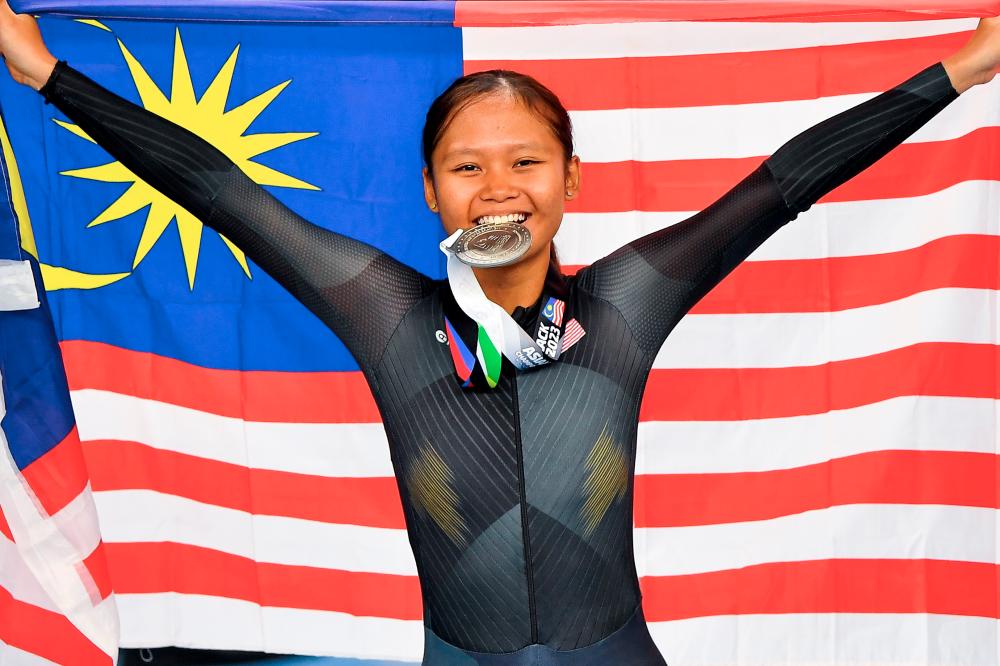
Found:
[450,222,531,268]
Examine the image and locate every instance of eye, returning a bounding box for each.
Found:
[515,160,539,167]
[453,164,480,172]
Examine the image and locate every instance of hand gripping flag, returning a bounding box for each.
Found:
[0,200,119,659]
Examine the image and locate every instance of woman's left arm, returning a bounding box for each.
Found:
[578,16,999,356]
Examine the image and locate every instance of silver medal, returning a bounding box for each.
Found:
[449,221,532,268]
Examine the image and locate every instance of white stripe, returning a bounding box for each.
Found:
[636,395,997,474]
[93,490,417,575]
[48,485,103,567]
[116,593,423,661]
[570,81,997,162]
[92,491,996,584]
[636,504,999,577]
[0,259,39,311]
[655,288,996,369]
[70,389,395,477]
[648,612,1000,666]
[556,179,1000,265]
[0,530,57,613]
[72,395,995,480]
[0,643,61,666]
[463,18,975,60]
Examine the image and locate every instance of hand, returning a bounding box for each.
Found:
[0,0,57,90]
[943,15,1000,94]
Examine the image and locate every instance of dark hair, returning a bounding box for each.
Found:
[422,70,574,275]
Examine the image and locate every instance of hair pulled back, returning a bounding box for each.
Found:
[422,69,574,172]
[422,70,574,276]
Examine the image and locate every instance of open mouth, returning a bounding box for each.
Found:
[473,212,531,226]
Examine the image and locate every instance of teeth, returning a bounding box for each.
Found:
[476,213,528,225]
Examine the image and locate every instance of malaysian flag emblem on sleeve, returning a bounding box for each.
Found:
[542,297,565,326]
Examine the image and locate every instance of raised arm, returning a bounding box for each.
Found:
[578,58,964,355]
[35,61,433,367]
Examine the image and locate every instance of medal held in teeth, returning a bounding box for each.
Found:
[449,214,532,268]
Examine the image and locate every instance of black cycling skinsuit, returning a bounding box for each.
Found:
[40,60,959,665]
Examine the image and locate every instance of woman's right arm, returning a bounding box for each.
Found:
[0,1,432,369]
[0,7,432,374]
[37,61,433,368]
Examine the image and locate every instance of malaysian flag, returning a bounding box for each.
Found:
[542,296,565,326]
[0,198,119,659]
[1,1,998,664]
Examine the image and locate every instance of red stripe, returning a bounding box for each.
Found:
[467,33,968,110]
[569,127,999,214]
[455,1,999,26]
[86,444,997,533]
[81,544,114,602]
[642,558,1000,621]
[642,341,999,421]
[635,450,1000,528]
[20,426,89,516]
[0,506,10,541]
[0,586,111,665]
[566,233,1000,305]
[64,340,998,423]
[693,233,1000,314]
[82,439,407,529]
[104,541,422,620]
[101,542,1000,622]
[61,339,381,423]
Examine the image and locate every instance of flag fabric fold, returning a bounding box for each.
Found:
[0,226,118,661]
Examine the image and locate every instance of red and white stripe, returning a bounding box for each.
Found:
[561,318,586,350]
[0,395,118,664]
[549,298,565,326]
[52,8,1000,665]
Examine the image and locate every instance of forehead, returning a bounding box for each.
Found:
[435,94,560,158]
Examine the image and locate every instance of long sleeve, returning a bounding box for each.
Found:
[577,60,960,354]
[39,61,433,369]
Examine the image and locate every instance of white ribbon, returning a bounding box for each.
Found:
[440,230,552,370]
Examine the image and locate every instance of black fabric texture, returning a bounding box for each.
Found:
[39,58,960,663]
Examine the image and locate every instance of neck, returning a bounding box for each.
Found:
[473,245,551,315]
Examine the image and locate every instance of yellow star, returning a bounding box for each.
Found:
[57,27,320,289]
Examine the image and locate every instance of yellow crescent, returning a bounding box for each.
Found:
[0,104,129,289]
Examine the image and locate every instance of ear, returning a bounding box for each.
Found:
[422,167,438,212]
[564,155,581,200]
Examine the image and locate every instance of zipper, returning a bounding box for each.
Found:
[510,373,538,643]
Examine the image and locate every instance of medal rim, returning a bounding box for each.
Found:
[451,222,532,268]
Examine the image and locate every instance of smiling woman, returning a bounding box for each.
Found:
[421,69,580,313]
[3,0,1000,663]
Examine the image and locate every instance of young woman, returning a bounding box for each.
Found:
[3,3,999,664]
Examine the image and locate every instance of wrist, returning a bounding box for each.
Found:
[24,53,58,91]
[941,53,983,94]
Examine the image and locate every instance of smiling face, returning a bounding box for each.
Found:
[423,91,580,265]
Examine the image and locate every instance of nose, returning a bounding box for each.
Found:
[479,170,520,203]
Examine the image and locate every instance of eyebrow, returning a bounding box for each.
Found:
[441,142,547,160]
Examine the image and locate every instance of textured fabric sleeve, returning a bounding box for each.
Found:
[578,60,960,354]
[39,60,432,368]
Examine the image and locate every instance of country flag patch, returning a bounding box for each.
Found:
[542,297,565,326]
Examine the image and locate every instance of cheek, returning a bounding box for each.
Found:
[530,173,569,219]
[433,178,473,232]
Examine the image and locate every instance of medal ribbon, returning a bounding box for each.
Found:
[440,230,583,389]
